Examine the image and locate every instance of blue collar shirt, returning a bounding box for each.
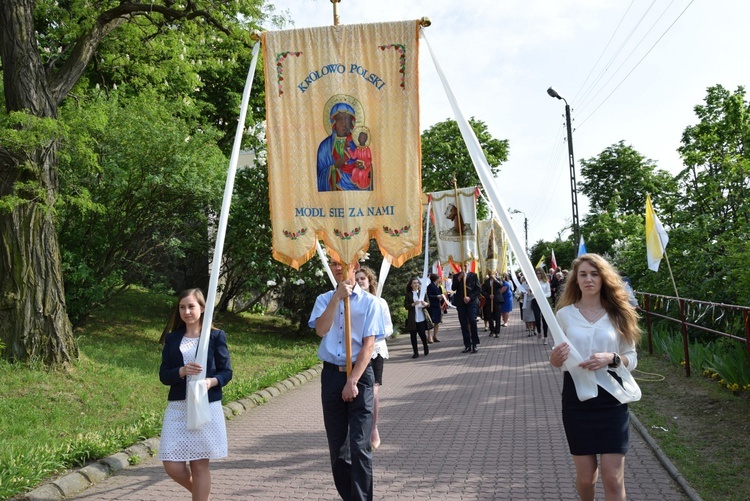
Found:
[309,284,386,366]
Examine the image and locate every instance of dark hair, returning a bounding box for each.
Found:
[405,276,420,294]
[159,288,206,345]
[429,273,439,283]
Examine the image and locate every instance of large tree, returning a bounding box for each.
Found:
[0,0,263,364]
[579,140,676,216]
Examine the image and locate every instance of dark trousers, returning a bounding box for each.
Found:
[531,298,549,337]
[488,303,502,333]
[410,320,428,355]
[321,364,375,501]
[456,300,480,348]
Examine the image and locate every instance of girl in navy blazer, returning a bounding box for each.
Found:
[157,288,232,501]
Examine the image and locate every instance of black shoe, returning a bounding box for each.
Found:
[412,353,419,358]
[471,347,478,353]
[461,347,472,353]
[424,347,429,356]
[493,333,499,338]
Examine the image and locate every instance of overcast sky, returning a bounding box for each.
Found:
[263,0,750,247]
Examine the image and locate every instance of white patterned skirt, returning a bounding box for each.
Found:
[157,399,228,462]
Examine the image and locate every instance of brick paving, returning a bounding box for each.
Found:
[69,308,689,500]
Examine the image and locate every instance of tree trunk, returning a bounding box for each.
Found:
[0,183,78,364]
[0,0,77,364]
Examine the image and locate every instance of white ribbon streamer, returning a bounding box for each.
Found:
[189,42,261,429]
[422,28,598,401]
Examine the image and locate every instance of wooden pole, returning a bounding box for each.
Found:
[331,0,340,26]
[453,177,467,298]
[343,262,353,376]
[663,249,690,376]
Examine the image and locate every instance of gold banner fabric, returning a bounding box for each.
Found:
[430,187,478,272]
[264,21,422,269]
[477,218,508,277]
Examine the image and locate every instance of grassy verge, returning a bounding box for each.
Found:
[0,288,319,500]
[630,352,750,501]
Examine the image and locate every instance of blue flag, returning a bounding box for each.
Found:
[577,235,587,257]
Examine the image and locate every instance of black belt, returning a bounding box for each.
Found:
[323,361,371,372]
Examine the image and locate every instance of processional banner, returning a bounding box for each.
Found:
[264,21,423,269]
[477,218,507,277]
[430,187,478,273]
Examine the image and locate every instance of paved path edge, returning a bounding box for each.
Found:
[629,411,703,501]
[17,364,324,501]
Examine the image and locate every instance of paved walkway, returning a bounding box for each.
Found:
[67,308,689,500]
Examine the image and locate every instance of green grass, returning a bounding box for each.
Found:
[631,352,750,500]
[0,288,319,500]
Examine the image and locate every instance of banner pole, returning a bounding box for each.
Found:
[344,263,353,376]
[453,177,467,297]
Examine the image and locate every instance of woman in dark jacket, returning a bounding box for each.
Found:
[158,288,232,501]
[425,273,444,343]
[404,277,430,358]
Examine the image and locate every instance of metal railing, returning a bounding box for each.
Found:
[636,292,750,377]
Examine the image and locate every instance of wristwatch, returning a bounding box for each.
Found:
[608,353,621,368]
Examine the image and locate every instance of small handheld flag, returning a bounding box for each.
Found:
[550,249,558,271]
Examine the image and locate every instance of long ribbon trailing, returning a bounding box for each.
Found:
[189,42,262,428]
[422,28,598,401]
[418,198,432,302]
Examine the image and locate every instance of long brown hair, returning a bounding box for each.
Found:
[556,254,641,345]
[159,288,206,344]
[355,266,378,295]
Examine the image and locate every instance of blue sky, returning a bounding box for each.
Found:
[263,0,750,246]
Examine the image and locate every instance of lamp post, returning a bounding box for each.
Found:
[509,209,528,257]
[547,86,580,245]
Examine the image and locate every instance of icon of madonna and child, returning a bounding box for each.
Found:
[317,95,374,192]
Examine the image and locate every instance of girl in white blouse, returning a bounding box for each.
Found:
[549,254,641,501]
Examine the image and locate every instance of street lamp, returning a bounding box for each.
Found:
[547,86,580,244]
[509,209,528,257]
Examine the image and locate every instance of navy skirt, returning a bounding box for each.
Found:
[561,371,629,456]
[428,305,442,325]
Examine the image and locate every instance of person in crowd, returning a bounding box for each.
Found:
[309,259,384,500]
[425,273,444,343]
[555,271,565,303]
[158,288,233,501]
[500,272,514,328]
[452,265,483,353]
[550,253,641,501]
[529,267,552,344]
[354,266,392,452]
[519,275,536,334]
[404,277,430,358]
[482,270,506,337]
[550,268,561,307]
[444,273,457,310]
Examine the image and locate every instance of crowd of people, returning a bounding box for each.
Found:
[159,253,638,501]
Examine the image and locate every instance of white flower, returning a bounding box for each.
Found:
[266,280,276,287]
[315,269,324,277]
[295,279,305,285]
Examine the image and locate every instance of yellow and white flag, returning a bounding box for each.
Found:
[645,194,669,272]
[264,21,423,268]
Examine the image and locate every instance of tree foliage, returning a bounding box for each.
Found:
[421,117,509,193]
[0,0,269,363]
